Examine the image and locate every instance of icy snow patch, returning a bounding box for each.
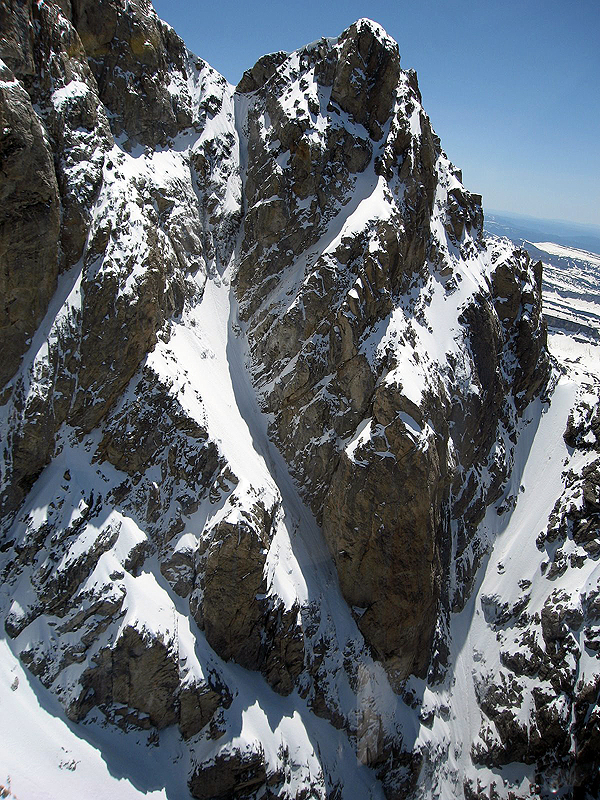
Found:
[51,79,91,109]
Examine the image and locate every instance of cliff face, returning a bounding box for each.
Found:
[235,21,549,687]
[0,3,598,800]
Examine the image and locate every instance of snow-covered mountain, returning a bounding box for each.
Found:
[0,2,598,799]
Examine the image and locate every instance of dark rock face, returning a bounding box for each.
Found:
[71,0,192,149]
[66,623,232,739]
[73,625,181,728]
[188,748,269,800]
[237,51,288,94]
[26,0,112,267]
[322,389,445,681]
[328,20,402,140]
[0,61,60,389]
[190,502,305,695]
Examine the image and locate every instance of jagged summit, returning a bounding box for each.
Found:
[340,17,401,58]
[353,17,393,35]
[0,2,598,800]
[238,18,401,104]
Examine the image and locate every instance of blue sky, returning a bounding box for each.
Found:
[153,0,599,226]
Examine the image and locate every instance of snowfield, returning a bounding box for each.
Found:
[531,242,600,268]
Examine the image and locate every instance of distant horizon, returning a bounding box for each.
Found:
[484,207,600,257]
[484,208,600,235]
[152,0,600,228]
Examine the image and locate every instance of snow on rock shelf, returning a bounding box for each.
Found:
[0,3,598,799]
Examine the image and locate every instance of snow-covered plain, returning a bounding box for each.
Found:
[532,242,600,268]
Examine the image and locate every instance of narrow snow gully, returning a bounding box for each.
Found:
[225,86,365,619]
[166,240,394,800]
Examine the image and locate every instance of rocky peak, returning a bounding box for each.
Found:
[232,13,546,687]
[327,18,401,140]
[0,0,240,514]
[236,50,289,94]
